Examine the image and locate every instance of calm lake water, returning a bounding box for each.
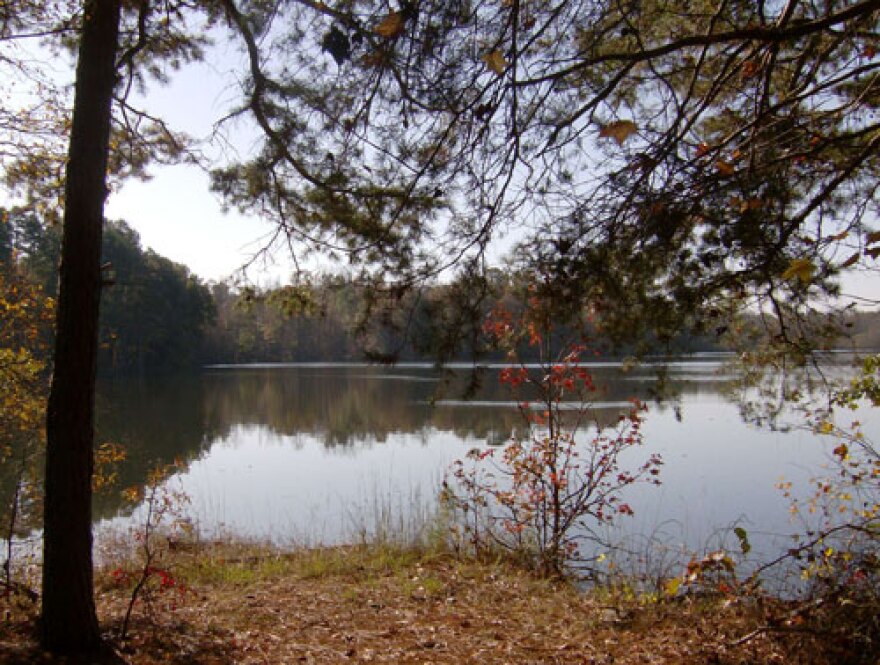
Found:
[93,355,878,573]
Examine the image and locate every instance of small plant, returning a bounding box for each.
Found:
[444,300,662,577]
[783,355,879,581]
[112,460,193,640]
[662,549,740,600]
[734,354,880,660]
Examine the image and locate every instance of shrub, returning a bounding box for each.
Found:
[444,301,661,577]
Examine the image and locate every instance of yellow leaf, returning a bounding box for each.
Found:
[374,12,404,38]
[599,120,638,146]
[482,50,508,75]
[817,420,834,434]
[781,258,816,282]
[664,577,682,597]
[122,486,142,503]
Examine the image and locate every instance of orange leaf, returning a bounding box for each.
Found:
[599,120,638,146]
[732,197,762,213]
[695,142,711,158]
[374,12,405,38]
[866,230,880,245]
[715,160,735,176]
[740,60,761,79]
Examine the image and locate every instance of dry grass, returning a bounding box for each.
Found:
[0,542,868,664]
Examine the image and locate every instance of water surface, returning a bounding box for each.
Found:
[94,357,877,572]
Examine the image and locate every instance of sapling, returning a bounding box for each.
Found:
[445,301,662,577]
[114,460,192,640]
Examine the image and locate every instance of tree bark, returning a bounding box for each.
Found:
[41,0,121,653]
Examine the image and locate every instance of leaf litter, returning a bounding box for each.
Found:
[0,543,856,663]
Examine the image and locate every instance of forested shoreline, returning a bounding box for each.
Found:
[4,207,879,375]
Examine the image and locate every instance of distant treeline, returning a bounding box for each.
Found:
[2,209,214,373]
[2,209,877,373]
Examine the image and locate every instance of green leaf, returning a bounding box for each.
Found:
[734,527,751,555]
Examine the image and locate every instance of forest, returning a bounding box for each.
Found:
[4,206,878,375]
[1,0,879,662]
[1,205,729,371]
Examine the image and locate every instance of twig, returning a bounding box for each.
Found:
[729,596,828,647]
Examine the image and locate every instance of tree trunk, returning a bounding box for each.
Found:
[41,0,121,653]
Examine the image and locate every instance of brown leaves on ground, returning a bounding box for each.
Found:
[0,545,861,664]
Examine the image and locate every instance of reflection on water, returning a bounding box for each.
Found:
[94,357,878,565]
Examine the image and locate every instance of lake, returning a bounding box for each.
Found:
[93,355,878,576]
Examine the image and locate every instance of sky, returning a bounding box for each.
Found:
[103,38,296,285]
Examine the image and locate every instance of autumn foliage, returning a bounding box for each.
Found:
[0,261,53,595]
[771,355,880,650]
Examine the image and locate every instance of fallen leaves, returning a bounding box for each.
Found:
[0,543,855,663]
